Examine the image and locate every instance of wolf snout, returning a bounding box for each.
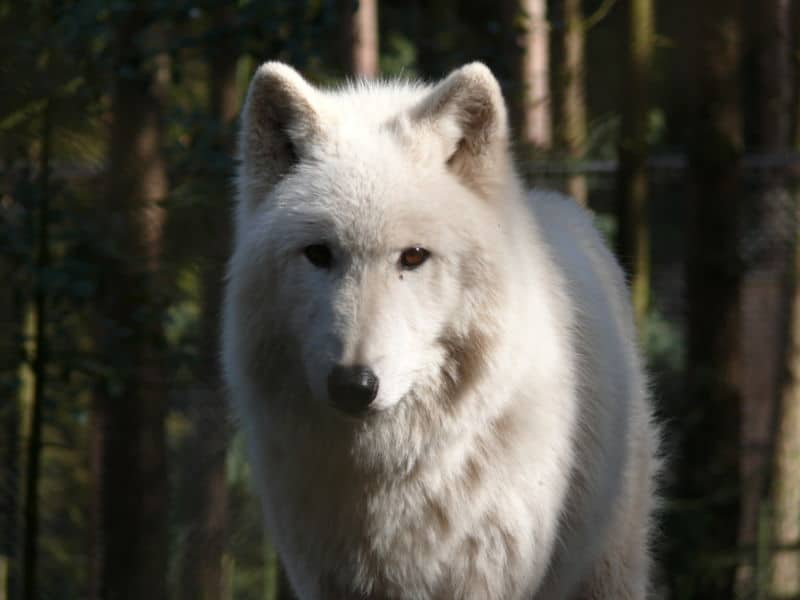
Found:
[327,365,379,416]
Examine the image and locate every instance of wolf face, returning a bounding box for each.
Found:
[261,158,482,415]
[229,62,515,420]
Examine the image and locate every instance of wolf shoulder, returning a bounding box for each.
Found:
[525,189,636,335]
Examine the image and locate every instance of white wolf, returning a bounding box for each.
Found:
[222,61,659,599]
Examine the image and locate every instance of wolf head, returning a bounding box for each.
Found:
[226,62,521,426]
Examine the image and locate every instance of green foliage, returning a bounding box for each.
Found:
[379,33,417,77]
[643,303,683,373]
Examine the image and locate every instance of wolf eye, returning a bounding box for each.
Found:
[399,247,430,269]
[303,244,333,269]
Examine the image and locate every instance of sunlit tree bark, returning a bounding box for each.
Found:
[615,0,653,329]
[554,0,587,205]
[504,0,551,151]
[340,0,379,78]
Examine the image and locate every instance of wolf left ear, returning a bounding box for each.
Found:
[410,63,510,195]
[238,62,321,204]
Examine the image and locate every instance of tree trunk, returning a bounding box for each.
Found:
[21,99,50,600]
[179,14,238,599]
[772,241,800,599]
[680,0,745,597]
[520,0,550,150]
[770,4,800,594]
[0,180,22,600]
[734,1,794,596]
[615,0,653,329]
[555,0,587,205]
[98,9,169,600]
[340,0,379,78]
[504,0,551,152]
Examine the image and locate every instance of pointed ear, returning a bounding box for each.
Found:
[410,62,510,194]
[238,62,322,202]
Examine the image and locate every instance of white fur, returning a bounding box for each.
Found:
[222,62,660,599]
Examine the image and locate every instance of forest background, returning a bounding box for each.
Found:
[1,0,800,599]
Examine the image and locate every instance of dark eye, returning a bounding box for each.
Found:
[303,244,333,269]
[399,246,430,269]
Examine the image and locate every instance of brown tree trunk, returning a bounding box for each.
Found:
[735,1,794,595]
[179,13,239,599]
[680,0,745,597]
[504,0,551,152]
[615,0,653,330]
[98,9,169,600]
[555,0,587,205]
[521,0,550,150]
[340,0,379,78]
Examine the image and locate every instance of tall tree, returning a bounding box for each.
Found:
[735,0,794,594]
[554,0,587,204]
[340,0,379,78]
[96,8,169,600]
[772,246,800,598]
[770,3,800,594]
[179,10,239,600]
[21,98,51,600]
[0,186,22,600]
[504,0,551,151]
[615,0,653,329]
[679,0,745,596]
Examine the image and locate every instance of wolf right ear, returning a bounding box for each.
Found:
[409,63,510,196]
[238,62,321,202]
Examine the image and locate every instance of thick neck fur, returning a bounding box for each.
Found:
[246,175,578,599]
[258,168,557,475]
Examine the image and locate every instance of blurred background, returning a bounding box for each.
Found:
[1,0,799,599]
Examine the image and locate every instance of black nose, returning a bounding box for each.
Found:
[327,365,379,416]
